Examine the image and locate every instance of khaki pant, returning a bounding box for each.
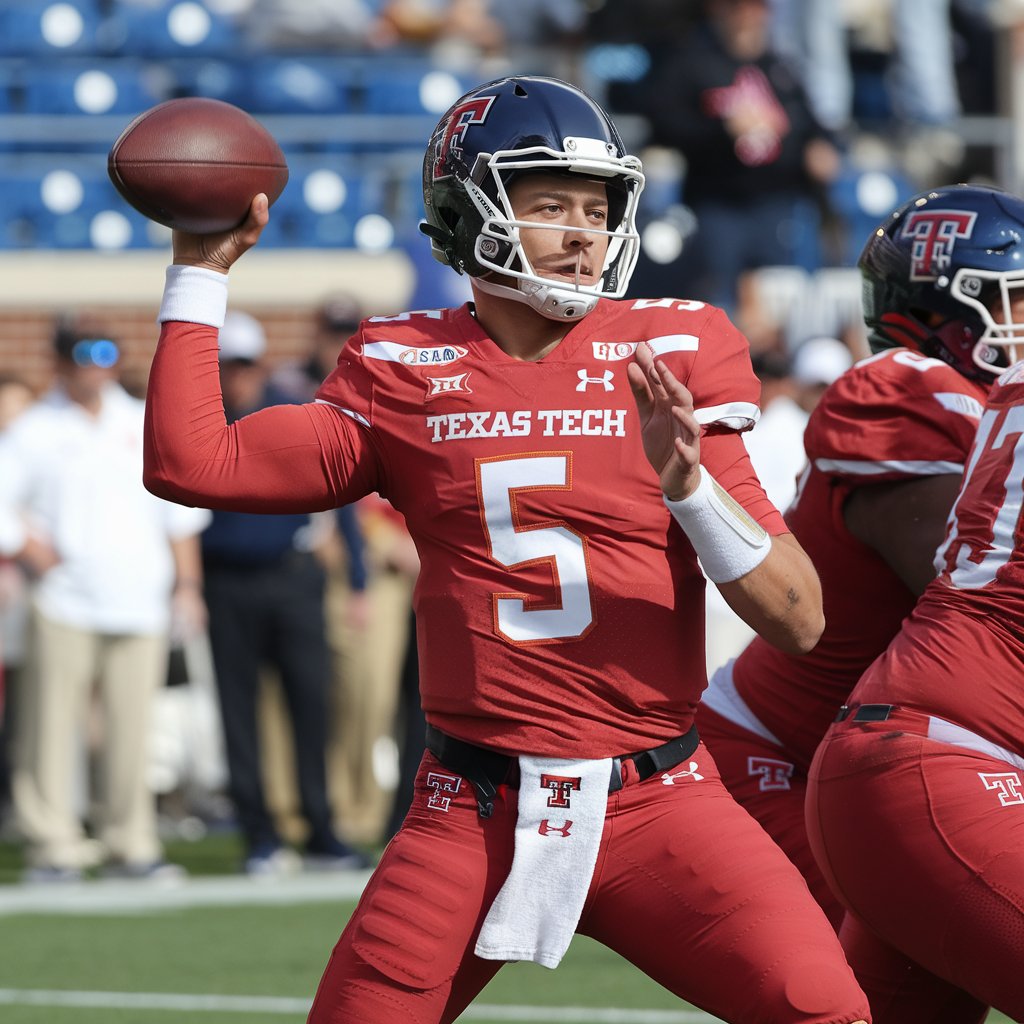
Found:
[12,602,167,869]
[260,564,414,846]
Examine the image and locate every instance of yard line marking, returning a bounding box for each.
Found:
[0,871,371,916]
[0,989,722,1022]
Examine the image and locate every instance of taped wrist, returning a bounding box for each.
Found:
[158,264,228,327]
[664,465,771,583]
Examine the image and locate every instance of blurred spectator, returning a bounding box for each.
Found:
[240,0,386,50]
[201,310,370,875]
[270,296,370,624]
[743,349,809,513]
[642,0,842,320]
[377,0,505,60]
[270,297,380,841]
[770,0,967,182]
[0,322,209,882]
[326,494,418,843]
[0,374,34,825]
[791,334,855,412]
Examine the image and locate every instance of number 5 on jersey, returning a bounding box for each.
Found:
[477,453,594,643]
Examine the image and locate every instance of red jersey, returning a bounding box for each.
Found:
[724,349,986,769]
[149,299,784,758]
[853,361,1024,750]
[148,299,782,757]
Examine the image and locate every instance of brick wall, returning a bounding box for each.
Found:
[0,305,329,398]
[0,248,416,397]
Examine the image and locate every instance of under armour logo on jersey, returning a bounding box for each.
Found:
[978,771,1024,807]
[425,372,472,400]
[425,772,462,812]
[901,209,977,280]
[661,761,704,784]
[577,369,614,392]
[748,756,794,792]
[540,774,582,809]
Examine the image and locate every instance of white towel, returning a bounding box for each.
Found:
[474,755,612,969]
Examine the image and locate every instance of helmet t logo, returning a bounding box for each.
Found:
[901,210,977,281]
[433,96,496,180]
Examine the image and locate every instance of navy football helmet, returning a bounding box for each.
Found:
[859,183,1024,381]
[420,76,645,321]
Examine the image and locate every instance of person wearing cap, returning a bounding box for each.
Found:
[201,310,371,874]
[0,320,210,881]
[791,335,854,412]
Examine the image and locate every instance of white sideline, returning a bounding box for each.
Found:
[0,989,720,1022]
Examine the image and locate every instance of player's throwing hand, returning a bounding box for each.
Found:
[628,341,702,501]
[172,194,269,274]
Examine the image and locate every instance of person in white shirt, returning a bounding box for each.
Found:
[0,323,210,881]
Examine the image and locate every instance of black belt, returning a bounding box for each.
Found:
[425,723,700,819]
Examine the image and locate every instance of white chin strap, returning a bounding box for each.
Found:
[473,273,599,322]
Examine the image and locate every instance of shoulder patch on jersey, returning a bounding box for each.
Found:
[424,372,473,400]
[589,335,700,361]
[363,341,469,366]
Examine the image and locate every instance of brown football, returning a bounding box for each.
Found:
[108,97,289,233]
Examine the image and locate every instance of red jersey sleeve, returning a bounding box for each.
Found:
[144,321,381,513]
[804,348,986,483]
[682,305,762,433]
[314,331,376,427]
[656,302,783,533]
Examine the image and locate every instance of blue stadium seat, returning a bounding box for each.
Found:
[361,64,466,116]
[21,60,169,116]
[261,157,383,248]
[245,57,355,115]
[0,1,104,58]
[165,57,249,107]
[0,158,158,249]
[829,163,915,266]
[104,0,239,58]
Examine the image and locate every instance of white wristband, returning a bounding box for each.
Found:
[664,465,771,583]
[158,264,229,327]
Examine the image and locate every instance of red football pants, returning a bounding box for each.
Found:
[697,706,844,929]
[308,742,870,1024]
[807,718,1024,1023]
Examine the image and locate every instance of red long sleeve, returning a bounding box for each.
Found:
[143,321,379,513]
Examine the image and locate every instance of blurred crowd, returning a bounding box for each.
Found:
[0,0,1012,881]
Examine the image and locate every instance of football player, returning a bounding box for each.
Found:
[807,303,1024,1022]
[143,76,869,1024]
[695,183,1024,1021]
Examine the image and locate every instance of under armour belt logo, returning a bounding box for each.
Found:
[661,761,704,784]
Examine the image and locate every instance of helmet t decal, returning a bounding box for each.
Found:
[432,96,496,181]
[901,210,978,281]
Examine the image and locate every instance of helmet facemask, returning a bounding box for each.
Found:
[949,267,1024,375]
[463,141,644,321]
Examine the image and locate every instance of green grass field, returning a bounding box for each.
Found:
[0,838,1013,1024]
